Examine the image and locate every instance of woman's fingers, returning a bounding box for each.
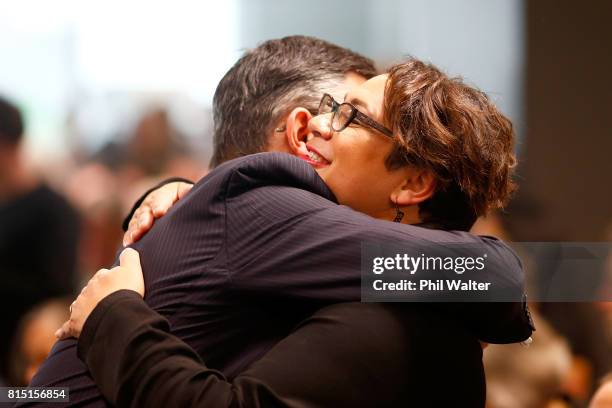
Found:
[119,247,140,269]
[54,250,143,340]
[149,182,183,217]
[55,320,71,340]
[123,205,154,246]
[118,248,145,297]
[177,182,193,200]
[56,298,83,339]
[123,181,192,246]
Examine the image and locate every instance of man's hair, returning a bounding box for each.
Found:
[383,58,517,231]
[0,96,24,146]
[210,35,377,167]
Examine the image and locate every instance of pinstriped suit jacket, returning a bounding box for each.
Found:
[27,152,533,407]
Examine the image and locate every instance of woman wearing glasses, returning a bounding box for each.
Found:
[55,58,529,407]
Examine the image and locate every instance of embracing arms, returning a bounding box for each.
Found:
[58,251,485,408]
[121,167,533,344]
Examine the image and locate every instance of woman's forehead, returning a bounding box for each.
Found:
[345,74,388,118]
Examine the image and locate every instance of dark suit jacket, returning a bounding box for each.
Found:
[0,184,79,382]
[26,153,533,407]
[78,290,486,408]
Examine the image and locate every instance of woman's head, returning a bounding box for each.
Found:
[304,58,517,230]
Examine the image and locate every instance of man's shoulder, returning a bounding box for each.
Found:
[196,152,336,203]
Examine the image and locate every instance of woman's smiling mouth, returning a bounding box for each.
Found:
[300,144,331,168]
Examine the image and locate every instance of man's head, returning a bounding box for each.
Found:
[210,35,376,167]
[0,96,24,148]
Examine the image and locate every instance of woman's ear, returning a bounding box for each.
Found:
[393,168,437,207]
[285,107,312,156]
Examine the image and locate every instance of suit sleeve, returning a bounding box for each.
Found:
[225,184,533,343]
[78,290,295,408]
[78,292,487,408]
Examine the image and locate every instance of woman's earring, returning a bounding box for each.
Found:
[393,200,404,223]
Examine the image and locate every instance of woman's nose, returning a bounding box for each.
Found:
[308,113,334,140]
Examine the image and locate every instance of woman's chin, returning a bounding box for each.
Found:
[313,166,328,177]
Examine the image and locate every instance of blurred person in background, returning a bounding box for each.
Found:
[115,107,207,218]
[61,106,207,288]
[535,251,611,395]
[125,108,189,176]
[93,107,206,188]
[474,212,610,406]
[8,298,71,386]
[0,95,79,385]
[520,228,611,400]
[484,312,572,408]
[63,162,124,280]
[599,222,612,360]
[590,374,612,408]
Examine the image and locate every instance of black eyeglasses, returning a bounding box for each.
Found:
[318,93,393,138]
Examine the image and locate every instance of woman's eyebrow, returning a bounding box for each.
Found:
[349,97,373,116]
[344,93,375,116]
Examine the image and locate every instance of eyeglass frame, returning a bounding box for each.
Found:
[318,93,394,138]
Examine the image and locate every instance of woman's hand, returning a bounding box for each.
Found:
[123,181,193,246]
[55,248,145,340]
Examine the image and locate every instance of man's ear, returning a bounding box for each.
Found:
[284,107,312,156]
[392,168,437,207]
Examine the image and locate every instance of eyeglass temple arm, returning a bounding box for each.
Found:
[355,111,393,138]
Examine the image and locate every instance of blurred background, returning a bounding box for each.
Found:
[0,0,610,406]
